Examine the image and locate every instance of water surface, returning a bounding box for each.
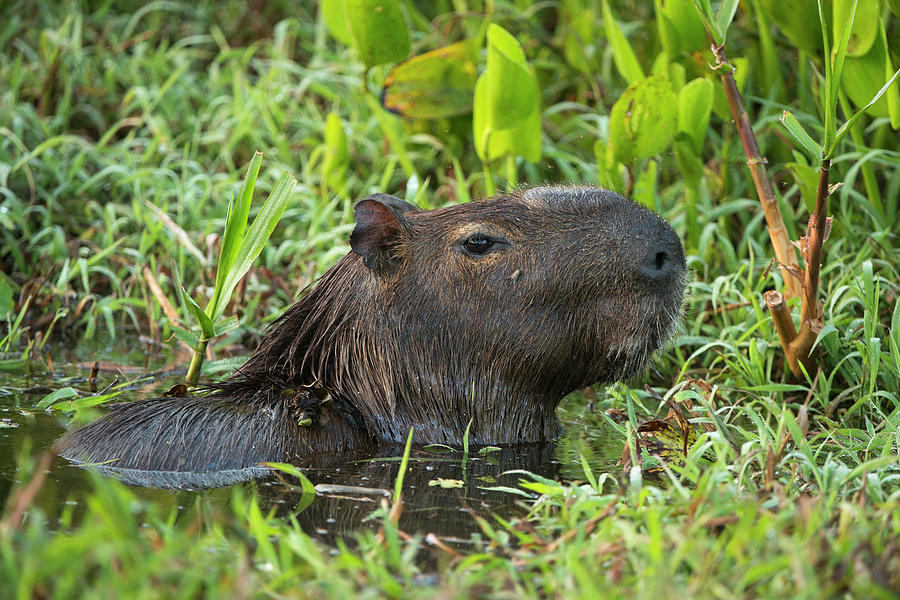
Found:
[1,337,623,542]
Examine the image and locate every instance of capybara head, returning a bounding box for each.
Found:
[237,185,686,446]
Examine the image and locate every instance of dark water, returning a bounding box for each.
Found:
[0,338,624,542]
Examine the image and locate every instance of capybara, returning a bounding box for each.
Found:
[56,186,686,488]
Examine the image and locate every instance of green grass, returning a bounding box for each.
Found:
[2,0,900,598]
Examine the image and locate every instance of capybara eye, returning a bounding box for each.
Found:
[462,235,494,255]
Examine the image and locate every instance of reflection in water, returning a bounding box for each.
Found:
[263,443,562,543]
[1,345,624,541]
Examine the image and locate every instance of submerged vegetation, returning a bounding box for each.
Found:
[2,0,900,597]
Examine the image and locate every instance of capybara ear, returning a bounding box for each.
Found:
[350,194,417,272]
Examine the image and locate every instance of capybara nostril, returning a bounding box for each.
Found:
[637,231,683,280]
[640,249,673,278]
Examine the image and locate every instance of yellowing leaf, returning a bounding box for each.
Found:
[834,0,879,56]
[382,40,478,119]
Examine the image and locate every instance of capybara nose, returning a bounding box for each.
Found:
[637,234,683,280]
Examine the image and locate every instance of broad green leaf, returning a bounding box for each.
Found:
[609,75,678,164]
[483,25,537,131]
[841,25,899,121]
[213,315,240,337]
[321,112,348,190]
[473,85,541,162]
[780,111,823,163]
[215,172,296,321]
[759,0,822,55]
[656,0,707,56]
[649,53,686,90]
[209,152,261,319]
[677,78,714,154]
[321,0,352,45]
[171,325,199,349]
[36,386,79,409]
[690,0,720,44]
[381,39,478,119]
[52,390,124,412]
[201,356,248,376]
[473,25,541,163]
[602,0,644,85]
[345,0,410,68]
[714,0,740,43]
[182,286,214,339]
[834,0,878,56]
[519,480,564,496]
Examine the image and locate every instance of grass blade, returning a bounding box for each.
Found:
[209,152,262,318]
[780,111,823,164]
[213,171,296,321]
[831,67,900,156]
[602,0,644,85]
[826,0,858,150]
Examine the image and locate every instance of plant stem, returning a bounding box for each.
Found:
[505,155,516,188]
[185,338,208,385]
[483,161,495,196]
[801,159,830,324]
[712,44,801,300]
[684,186,699,250]
[765,290,816,376]
[767,158,831,377]
[765,290,797,350]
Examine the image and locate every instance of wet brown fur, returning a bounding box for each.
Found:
[57,186,686,488]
